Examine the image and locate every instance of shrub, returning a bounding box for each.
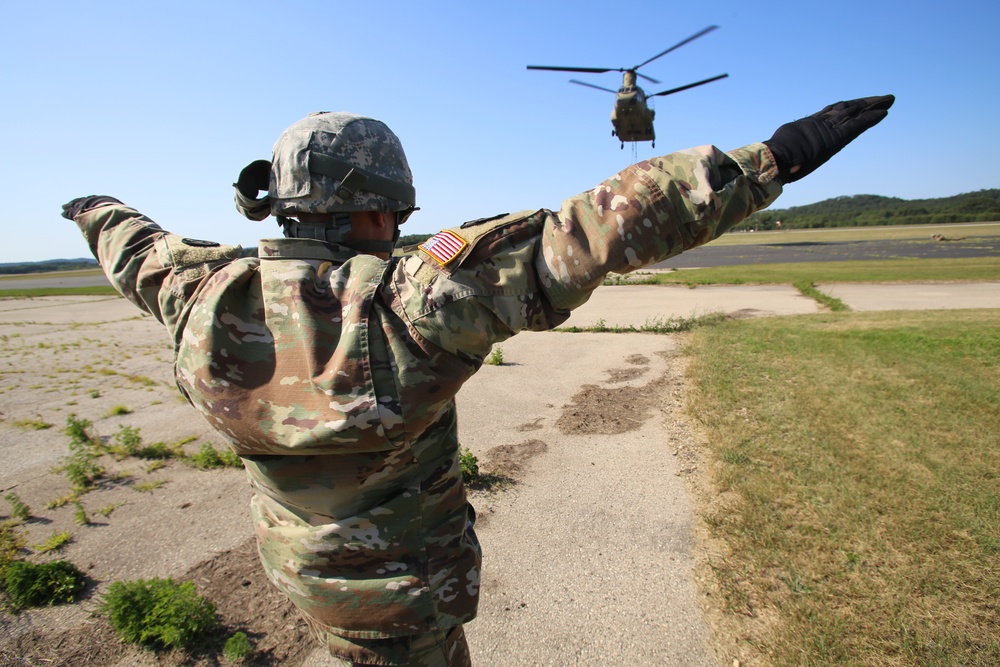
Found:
[59,415,104,490]
[2,560,86,609]
[484,346,504,366]
[188,444,243,469]
[135,442,180,460]
[99,578,218,649]
[459,447,480,484]
[64,414,96,447]
[223,631,254,662]
[110,424,143,457]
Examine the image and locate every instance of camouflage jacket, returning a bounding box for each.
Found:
[72,143,781,639]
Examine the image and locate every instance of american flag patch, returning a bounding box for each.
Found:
[419,230,468,266]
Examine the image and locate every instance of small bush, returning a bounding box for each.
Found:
[104,404,132,417]
[64,414,96,447]
[223,631,254,662]
[2,560,86,609]
[459,447,480,484]
[60,452,104,491]
[135,442,180,460]
[484,346,504,366]
[4,493,31,521]
[110,424,143,457]
[99,578,218,649]
[59,415,104,490]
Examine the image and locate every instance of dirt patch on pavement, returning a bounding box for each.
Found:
[555,382,662,435]
[482,440,548,478]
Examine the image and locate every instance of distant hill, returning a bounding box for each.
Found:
[0,258,99,275]
[736,189,1000,231]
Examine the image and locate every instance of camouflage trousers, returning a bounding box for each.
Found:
[308,620,471,667]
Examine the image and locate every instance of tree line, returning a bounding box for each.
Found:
[734,189,1000,231]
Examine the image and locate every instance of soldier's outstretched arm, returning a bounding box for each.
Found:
[61,197,241,335]
[395,95,894,360]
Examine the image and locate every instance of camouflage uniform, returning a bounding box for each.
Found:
[71,142,781,665]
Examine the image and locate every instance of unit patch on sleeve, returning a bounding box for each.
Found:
[419,230,468,266]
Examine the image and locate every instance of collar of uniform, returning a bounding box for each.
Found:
[257,237,358,262]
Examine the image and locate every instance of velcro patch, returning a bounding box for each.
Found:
[419,230,468,266]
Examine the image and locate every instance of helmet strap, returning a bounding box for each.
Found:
[278,213,397,255]
[278,213,352,243]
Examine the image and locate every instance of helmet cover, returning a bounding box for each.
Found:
[269,112,414,216]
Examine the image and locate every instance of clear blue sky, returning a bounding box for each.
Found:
[2,0,998,263]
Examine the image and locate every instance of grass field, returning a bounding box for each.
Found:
[0,268,104,281]
[642,257,1000,286]
[685,309,1000,666]
[710,222,1000,246]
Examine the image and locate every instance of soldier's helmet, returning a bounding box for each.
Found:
[234,112,415,223]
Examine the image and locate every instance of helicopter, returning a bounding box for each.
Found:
[527,25,728,148]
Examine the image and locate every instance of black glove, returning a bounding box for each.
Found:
[61,196,123,220]
[764,95,894,183]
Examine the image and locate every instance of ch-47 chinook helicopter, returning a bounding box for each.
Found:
[527,25,728,148]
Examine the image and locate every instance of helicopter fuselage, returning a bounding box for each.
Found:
[611,85,655,143]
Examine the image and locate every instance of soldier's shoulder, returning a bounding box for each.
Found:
[411,210,544,276]
[154,234,243,270]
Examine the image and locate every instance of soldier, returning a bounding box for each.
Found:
[63,95,893,666]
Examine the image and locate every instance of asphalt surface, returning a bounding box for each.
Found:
[651,234,1000,269]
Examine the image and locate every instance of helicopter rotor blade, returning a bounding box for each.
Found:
[569,79,620,94]
[634,25,719,71]
[635,71,661,85]
[527,65,615,74]
[650,73,729,98]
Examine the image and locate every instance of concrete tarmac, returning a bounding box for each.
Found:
[2,283,997,667]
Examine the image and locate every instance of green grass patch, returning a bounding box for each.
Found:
[0,286,117,298]
[713,222,1000,246]
[134,441,183,460]
[793,280,849,311]
[4,493,31,521]
[33,530,72,554]
[186,443,242,469]
[645,256,1000,286]
[685,309,1000,665]
[555,312,730,334]
[13,418,54,431]
[133,480,166,493]
[0,521,27,567]
[103,404,132,417]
